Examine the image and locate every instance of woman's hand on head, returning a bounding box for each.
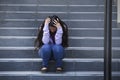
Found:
[45,17,51,25]
[53,19,61,28]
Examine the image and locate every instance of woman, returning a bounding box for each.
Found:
[34,15,68,72]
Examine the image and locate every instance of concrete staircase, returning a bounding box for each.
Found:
[0,0,120,80]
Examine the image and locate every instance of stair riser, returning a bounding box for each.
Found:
[0,76,119,80]
[0,62,119,71]
[0,6,116,12]
[0,39,104,47]
[0,13,116,20]
[29,76,104,80]
[0,29,120,36]
[0,0,116,5]
[0,50,104,58]
[0,76,104,80]
[0,50,120,58]
[0,62,104,71]
[0,21,117,28]
[0,77,30,80]
[0,0,105,4]
[0,39,120,47]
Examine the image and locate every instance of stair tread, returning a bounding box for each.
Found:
[0,47,120,50]
[0,58,119,62]
[0,71,104,76]
[0,71,120,76]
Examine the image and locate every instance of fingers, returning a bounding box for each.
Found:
[53,21,61,28]
[54,18,59,22]
[57,18,59,21]
[53,20,57,24]
[53,19,59,24]
[45,17,60,27]
[45,17,51,24]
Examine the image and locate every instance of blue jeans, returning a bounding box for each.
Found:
[38,44,64,67]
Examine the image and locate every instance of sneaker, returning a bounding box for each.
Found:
[41,67,48,72]
[56,67,63,72]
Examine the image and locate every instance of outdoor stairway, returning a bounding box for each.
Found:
[0,0,120,80]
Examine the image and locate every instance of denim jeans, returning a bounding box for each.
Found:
[38,44,64,67]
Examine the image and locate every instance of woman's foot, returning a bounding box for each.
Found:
[56,67,63,72]
[41,67,48,72]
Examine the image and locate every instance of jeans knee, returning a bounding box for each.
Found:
[52,45,64,59]
[52,45,64,52]
[38,44,51,59]
[40,44,51,52]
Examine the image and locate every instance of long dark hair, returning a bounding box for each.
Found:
[34,15,68,49]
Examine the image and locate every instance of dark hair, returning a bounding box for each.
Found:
[34,15,69,49]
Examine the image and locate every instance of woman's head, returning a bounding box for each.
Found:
[48,15,61,33]
[50,15,61,22]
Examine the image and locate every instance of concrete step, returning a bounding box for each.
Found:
[0,0,104,5]
[0,58,119,71]
[0,37,120,47]
[0,0,39,4]
[68,20,117,28]
[0,71,119,80]
[0,49,119,58]
[0,58,105,71]
[0,5,116,12]
[0,21,37,27]
[0,47,120,58]
[0,28,120,36]
[0,6,37,11]
[0,28,115,36]
[0,0,116,5]
[0,58,120,71]
[0,13,117,20]
[0,20,117,28]
[0,71,104,80]
[0,47,119,58]
[69,5,116,12]
[0,38,104,47]
[0,49,104,58]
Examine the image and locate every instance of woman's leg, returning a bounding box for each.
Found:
[52,44,64,67]
[38,44,52,67]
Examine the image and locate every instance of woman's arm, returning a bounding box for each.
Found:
[55,26,63,44]
[42,18,50,44]
[53,19,63,44]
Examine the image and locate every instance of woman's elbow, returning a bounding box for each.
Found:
[42,40,49,44]
[55,41,62,45]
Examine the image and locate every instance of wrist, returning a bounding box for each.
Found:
[45,22,49,26]
[56,24,61,28]
[56,25,62,29]
[43,23,49,31]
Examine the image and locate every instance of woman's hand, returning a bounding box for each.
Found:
[53,19,61,28]
[45,17,51,25]
[34,47,39,51]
